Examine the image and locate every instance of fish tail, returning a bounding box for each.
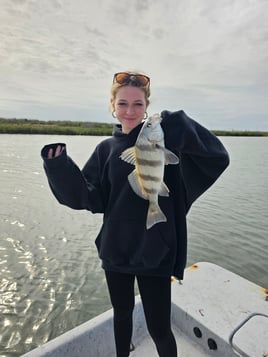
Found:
[146,202,167,229]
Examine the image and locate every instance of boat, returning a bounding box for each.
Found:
[22,262,268,357]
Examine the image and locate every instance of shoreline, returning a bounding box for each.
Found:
[1,118,267,136]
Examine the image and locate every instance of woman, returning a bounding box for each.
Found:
[41,71,229,357]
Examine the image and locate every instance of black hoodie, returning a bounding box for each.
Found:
[41,110,229,279]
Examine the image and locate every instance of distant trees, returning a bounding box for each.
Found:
[0,118,113,135]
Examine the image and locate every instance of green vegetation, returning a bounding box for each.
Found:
[212,130,268,137]
[0,118,267,136]
[0,118,113,136]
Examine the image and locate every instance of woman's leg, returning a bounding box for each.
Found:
[105,270,135,357]
[137,275,177,357]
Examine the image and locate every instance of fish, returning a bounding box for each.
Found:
[120,113,179,229]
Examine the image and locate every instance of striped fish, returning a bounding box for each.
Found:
[120,113,179,229]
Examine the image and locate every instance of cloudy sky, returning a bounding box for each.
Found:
[0,0,268,130]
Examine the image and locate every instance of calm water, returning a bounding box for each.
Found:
[0,134,267,356]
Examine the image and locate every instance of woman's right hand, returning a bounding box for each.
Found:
[47,144,64,159]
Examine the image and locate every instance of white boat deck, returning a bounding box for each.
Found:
[131,325,211,356]
[22,262,268,357]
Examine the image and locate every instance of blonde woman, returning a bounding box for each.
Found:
[41,71,229,357]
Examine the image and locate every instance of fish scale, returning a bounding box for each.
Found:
[120,113,179,229]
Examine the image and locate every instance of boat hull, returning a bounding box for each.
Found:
[22,262,268,357]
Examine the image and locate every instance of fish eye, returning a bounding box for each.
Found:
[147,122,152,128]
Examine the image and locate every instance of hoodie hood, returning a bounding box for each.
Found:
[112,122,144,139]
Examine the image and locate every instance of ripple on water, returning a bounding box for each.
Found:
[1,135,268,356]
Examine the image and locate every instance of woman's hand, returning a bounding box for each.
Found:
[47,144,64,159]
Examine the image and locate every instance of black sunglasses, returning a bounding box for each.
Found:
[113,72,150,87]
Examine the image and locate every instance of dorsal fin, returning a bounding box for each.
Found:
[120,147,136,166]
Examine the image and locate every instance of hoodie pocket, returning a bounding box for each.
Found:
[139,225,170,268]
[95,220,171,269]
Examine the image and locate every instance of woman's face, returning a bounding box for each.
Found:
[111,86,147,134]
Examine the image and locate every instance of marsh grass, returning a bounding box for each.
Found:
[0,118,267,136]
[0,118,113,135]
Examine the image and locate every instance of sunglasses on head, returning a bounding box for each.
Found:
[113,72,150,87]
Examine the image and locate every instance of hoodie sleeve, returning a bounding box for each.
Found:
[161,110,230,209]
[41,143,104,213]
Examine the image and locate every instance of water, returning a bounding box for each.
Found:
[0,134,267,356]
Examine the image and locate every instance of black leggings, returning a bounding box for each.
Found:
[105,271,177,357]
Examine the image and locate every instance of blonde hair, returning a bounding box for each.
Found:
[110,71,151,109]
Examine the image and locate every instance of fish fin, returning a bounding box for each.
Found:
[164,148,180,165]
[159,182,170,197]
[147,202,167,229]
[155,145,179,165]
[128,170,147,199]
[120,147,136,165]
[163,148,179,165]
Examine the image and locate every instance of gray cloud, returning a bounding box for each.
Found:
[0,0,267,129]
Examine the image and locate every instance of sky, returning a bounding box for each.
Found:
[0,0,268,130]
